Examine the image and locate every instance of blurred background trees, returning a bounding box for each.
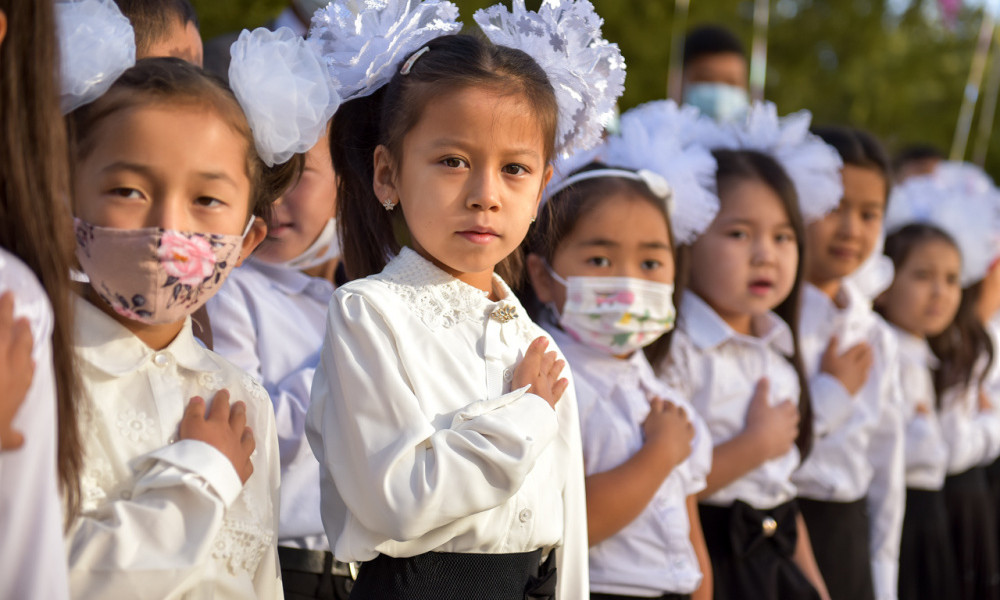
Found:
[192,0,1000,179]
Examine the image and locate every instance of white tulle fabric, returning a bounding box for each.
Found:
[691,101,844,223]
[229,27,341,166]
[474,0,626,157]
[602,101,719,245]
[308,0,461,101]
[56,0,135,114]
[886,161,1000,287]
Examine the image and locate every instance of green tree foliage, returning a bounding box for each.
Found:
[192,0,1000,179]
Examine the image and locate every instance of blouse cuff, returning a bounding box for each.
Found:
[137,439,244,507]
[871,558,898,600]
[451,385,559,444]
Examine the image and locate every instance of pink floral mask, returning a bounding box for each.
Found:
[73,217,253,325]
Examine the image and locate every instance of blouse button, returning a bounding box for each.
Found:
[152,352,172,368]
[503,369,513,383]
[518,508,532,523]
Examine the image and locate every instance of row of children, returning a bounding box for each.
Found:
[2,1,1000,600]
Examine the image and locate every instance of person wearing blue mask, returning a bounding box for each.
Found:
[681,25,750,123]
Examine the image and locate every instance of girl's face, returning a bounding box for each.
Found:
[528,190,674,312]
[688,177,798,334]
[877,238,961,337]
[373,86,552,294]
[255,133,337,264]
[73,104,264,253]
[805,165,887,287]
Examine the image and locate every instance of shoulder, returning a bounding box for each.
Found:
[199,348,273,416]
[0,247,52,345]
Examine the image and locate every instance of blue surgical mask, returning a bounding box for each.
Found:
[683,82,750,123]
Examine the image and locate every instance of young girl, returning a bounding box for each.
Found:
[0,1,82,597]
[207,129,353,599]
[793,126,905,600]
[888,165,1000,600]
[304,1,624,597]
[522,101,715,600]
[875,223,962,600]
[661,109,834,599]
[62,12,336,597]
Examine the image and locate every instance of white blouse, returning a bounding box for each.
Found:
[939,353,1000,476]
[207,259,335,550]
[661,290,801,509]
[69,296,282,599]
[794,282,905,600]
[0,248,69,600]
[545,324,712,596]
[892,327,948,491]
[305,247,589,599]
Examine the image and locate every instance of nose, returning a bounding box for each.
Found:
[836,209,860,239]
[465,169,502,212]
[146,195,188,231]
[751,236,776,266]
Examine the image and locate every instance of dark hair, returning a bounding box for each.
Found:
[811,125,893,199]
[331,34,558,281]
[0,0,83,525]
[517,163,681,367]
[683,24,745,66]
[68,57,302,226]
[680,149,814,457]
[877,223,972,406]
[113,0,199,58]
[892,144,945,175]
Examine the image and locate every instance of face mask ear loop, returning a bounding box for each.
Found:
[543,260,569,288]
[241,215,256,238]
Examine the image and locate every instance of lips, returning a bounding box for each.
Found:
[269,222,294,236]
[748,278,774,296]
[457,226,500,245]
[828,246,858,260]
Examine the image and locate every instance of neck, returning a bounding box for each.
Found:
[85,285,185,351]
[810,277,842,303]
[303,257,340,284]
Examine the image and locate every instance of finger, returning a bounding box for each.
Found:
[518,339,545,374]
[551,378,569,402]
[242,460,254,483]
[206,389,231,422]
[752,378,770,403]
[11,318,33,359]
[0,292,15,334]
[183,396,206,421]
[241,426,256,455]
[548,358,566,379]
[539,350,557,376]
[824,335,839,357]
[649,397,663,412]
[229,401,247,433]
[1,429,24,451]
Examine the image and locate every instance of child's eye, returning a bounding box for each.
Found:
[946,273,960,285]
[586,256,611,268]
[641,259,662,271]
[726,229,748,240]
[194,196,224,208]
[862,211,882,222]
[441,157,468,169]
[109,187,143,200]
[502,163,528,176]
[775,232,795,243]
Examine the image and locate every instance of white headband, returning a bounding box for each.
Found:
[546,168,673,205]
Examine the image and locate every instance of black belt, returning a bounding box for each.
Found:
[278,546,357,579]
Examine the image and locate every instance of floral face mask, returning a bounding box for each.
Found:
[73,217,253,325]
[548,268,677,356]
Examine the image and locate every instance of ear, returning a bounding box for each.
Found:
[0,11,7,50]
[526,252,558,304]
[372,145,398,209]
[236,217,268,267]
[533,164,554,217]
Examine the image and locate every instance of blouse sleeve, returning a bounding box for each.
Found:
[808,372,857,438]
[307,289,561,542]
[552,375,590,600]
[66,440,246,599]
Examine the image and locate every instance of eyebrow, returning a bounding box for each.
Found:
[575,238,671,250]
[427,138,542,160]
[717,217,794,229]
[100,161,239,188]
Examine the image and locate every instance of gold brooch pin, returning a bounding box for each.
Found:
[491,305,518,323]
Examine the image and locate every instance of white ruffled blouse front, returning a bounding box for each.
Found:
[306,247,588,599]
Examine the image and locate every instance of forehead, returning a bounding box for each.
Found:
[684,53,748,87]
[905,237,961,268]
[841,164,887,208]
[717,177,790,224]
[564,189,672,246]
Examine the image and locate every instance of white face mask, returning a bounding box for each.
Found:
[548,268,677,356]
[683,82,750,123]
[263,217,341,271]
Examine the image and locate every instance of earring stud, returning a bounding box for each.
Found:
[382,197,396,211]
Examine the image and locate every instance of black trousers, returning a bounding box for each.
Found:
[348,549,556,600]
[943,467,1000,600]
[278,547,353,600]
[700,500,820,600]
[898,488,958,600]
[797,497,875,600]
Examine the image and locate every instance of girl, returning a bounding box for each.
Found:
[660,144,829,600]
[207,129,354,599]
[521,101,715,600]
[888,165,1000,600]
[62,11,336,597]
[793,126,905,600]
[304,1,624,597]
[874,223,962,600]
[0,0,82,597]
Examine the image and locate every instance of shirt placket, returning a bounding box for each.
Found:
[145,350,186,443]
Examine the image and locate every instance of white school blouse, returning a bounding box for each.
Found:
[0,248,70,600]
[69,296,282,599]
[544,324,712,596]
[938,354,1000,475]
[661,291,801,509]
[892,327,948,491]
[305,247,589,599]
[793,282,905,600]
[208,259,335,550]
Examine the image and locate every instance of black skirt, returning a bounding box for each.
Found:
[898,488,958,600]
[797,496,875,600]
[348,549,556,600]
[986,458,1000,555]
[590,593,690,600]
[699,500,820,600]
[943,466,1000,600]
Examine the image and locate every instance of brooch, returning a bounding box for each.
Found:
[490,304,518,323]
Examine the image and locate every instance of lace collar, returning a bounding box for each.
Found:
[373,247,524,330]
